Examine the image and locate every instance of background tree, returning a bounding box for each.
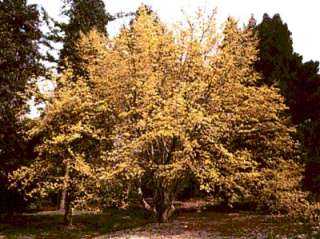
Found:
[0,0,43,213]
[58,0,112,79]
[297,62,320,197]
[254,13,294,87]
[255,13,320,199]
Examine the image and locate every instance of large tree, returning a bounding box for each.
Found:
[11,7,302,223]
[0,0,43,213]
[96,9,300,221]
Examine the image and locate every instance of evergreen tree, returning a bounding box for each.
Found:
[254,13,320,124]
[255,13,294,87]
[296,61,320,195]
[59,0,112,79]
[0,0,43,213]
[255,13,320,197]
[247,14,257,29]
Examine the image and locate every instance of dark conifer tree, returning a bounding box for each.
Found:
[59,0,112,79]
[255,13,320,197]
[0,0,43,212]
[255,13,294,87]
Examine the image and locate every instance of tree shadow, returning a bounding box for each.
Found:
[0,208,152,239]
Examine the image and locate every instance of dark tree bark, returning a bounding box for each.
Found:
[153,186,175,223]
[62,163,71,225]
[63,191,72,226]
[59,167,68,211]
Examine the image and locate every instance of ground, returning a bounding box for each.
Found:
[1,202,320,238]
[98,211,320,239]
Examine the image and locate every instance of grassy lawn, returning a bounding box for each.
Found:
[0,208,319,238]
[0,208,152,239]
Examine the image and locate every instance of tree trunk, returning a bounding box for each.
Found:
[60,162,69,211]
[154,187,175,223]
[62,162,72,226]
[60,189,66,211]
[138,186,156,213]
[63,193,72,226]
[157,203,175,223]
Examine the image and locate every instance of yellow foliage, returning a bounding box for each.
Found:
[10,6,302,218]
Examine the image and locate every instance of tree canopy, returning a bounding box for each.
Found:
[10,7,304,223]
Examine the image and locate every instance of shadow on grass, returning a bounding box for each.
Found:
[0,207,318,239]
[0,208,153,239]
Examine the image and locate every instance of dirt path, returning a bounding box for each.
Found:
[95,221,221,239]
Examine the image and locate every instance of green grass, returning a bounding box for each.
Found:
[0,208,152,239]
[1,209,319,238]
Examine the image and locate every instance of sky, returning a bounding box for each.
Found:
[28,0,320,63]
